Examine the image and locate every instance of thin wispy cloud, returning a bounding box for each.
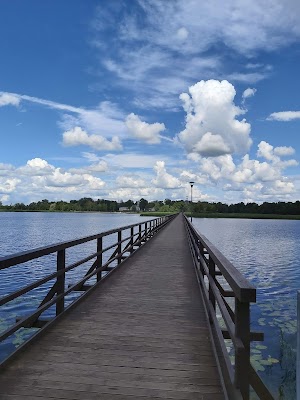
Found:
[267,111,300,121]
[91,0,300,109]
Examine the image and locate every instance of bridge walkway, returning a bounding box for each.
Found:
[0,213,225,400]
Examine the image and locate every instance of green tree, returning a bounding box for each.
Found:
[139,198,148,211]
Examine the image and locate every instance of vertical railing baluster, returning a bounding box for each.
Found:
[198,240,204,275]
[208,255,216,311]
[97,237,102,281]
[56,249,65,316]
[235,298,250,400]
[139,224,142,246]
[130,227,134,254]
[117,230,122,265]
[145,222,148,241]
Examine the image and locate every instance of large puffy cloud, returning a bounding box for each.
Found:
[62,126,122,151]
[257,141,298,167]
[178,80,252,157]
[125,113,165,144]
[19,158,55,176]
[152,161,181,189]
[0,158,107,203]
[0,178,20,194]
[195,140,298,201]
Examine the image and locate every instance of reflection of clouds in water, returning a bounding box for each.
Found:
[0,212,155,361]
[193,217,299,398]
[193,218,300,292]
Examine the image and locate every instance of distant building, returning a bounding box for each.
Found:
[135,201,140,212]
[119,207,129,212]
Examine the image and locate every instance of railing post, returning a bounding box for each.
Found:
[208,255,216,312]
[297,291,300,400]
[139,224,142,246]
[56,249,65,316]
[145,222,148,241]
[130,227,134,254]
[97,237,102,281]
[117,230,122,265]
[235,298,250,400]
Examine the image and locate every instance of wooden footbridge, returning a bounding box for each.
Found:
[0,213,275,399]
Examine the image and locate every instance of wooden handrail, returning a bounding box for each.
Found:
[184,215,274,400]
[0,216,174,269]
[0,214,177,364]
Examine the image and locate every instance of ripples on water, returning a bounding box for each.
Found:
[0,212,153,362]
[0,213,298,398]
[192,217,299,399]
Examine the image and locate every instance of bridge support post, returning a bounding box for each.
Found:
[139,224,142,246]
[208,256,216,311]
[56,249,65,315]
[117,231,122,265]
[297,291,300,400]
[97,237,102,281]
[130,227,134,254]
[235,299,250,400]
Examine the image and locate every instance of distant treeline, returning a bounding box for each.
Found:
[1,198,300,215]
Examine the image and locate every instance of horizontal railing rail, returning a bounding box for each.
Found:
[184,215,274,400]
[0,214,177,365]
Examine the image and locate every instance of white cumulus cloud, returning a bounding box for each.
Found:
[125,113,166,144]
[19,158,55,176]
[178,80,252,157]
[62,126,122,151]
[0,178,20,194]
[152,161,181,188]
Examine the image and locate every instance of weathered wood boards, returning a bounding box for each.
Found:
[0,214,224,399]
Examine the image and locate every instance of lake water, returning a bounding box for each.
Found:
[0,212,155,363]
[0,213,298,399]
[192,217,299,400]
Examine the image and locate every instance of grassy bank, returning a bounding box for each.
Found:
[140,212,177,217]
[185,212,300,220]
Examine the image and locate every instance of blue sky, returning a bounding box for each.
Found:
[1,0,300,205]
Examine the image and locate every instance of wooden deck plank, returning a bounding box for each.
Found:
[0,214,225,399]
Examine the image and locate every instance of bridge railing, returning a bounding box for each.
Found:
[184,215,274,400]
[0,214,176,364]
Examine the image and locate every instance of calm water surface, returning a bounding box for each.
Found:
[0,213,298,399]
[0,212,154,363]
[193,217,299,399]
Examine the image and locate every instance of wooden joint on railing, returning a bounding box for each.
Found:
[16,317,50,329]
[222,329,264,342]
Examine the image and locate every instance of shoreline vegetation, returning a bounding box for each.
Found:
[1,197,300,220]
[141,212,300,219]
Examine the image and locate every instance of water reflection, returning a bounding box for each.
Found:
[192,217,299,399]
[0,212,154,362]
